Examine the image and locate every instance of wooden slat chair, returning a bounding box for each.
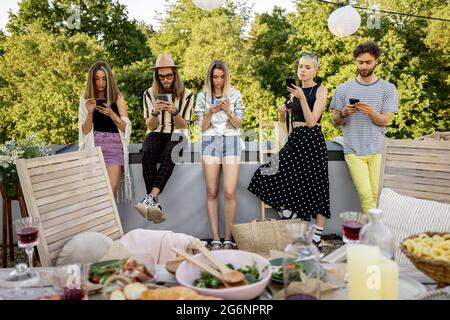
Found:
[322,138,450,264]
[378,138,450,264]
[258,109,289,219]
[16,147,124,266]
[379,138,450,203]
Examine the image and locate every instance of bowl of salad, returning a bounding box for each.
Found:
[175,250,271,300]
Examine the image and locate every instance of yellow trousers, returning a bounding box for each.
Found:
[344,153,382,214]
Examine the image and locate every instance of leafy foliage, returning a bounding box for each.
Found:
[0,0,448,145]
[7,0,152,67]
[0,133,50,196]
[0,24,106,144]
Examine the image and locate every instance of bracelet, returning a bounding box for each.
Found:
[170,109,179,117]
[151,111,160,117]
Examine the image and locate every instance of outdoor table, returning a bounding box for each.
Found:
[0,263,441,300]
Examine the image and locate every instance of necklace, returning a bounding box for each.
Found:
[302,85,315,98]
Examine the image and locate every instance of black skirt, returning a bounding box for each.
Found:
[247,125,330,220]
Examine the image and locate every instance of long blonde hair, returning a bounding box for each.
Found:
[205,60,231,100]
[83,61,121,105]
[152,67,185,100]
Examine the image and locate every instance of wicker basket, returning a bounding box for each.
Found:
[400,232,450,286]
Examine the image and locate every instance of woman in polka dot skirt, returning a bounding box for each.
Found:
[248,52,330,248]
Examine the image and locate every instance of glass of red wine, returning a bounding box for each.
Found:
[14,217,40,268]
[339,212,368,244]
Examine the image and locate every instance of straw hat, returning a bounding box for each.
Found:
[150,53,181,70]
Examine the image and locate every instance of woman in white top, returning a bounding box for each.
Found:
[194,60,245,250]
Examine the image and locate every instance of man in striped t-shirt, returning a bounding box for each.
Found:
[331,41,398,214]
[135,54,194,223]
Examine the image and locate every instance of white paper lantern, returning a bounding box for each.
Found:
[192,0,224,11]
[327,5,361,38]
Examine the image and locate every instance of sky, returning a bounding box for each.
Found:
[0,0,297,32]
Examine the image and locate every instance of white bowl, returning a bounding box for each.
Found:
[175,250,272,300]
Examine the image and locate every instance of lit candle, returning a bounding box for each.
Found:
[379,257,399,300]
[347,244,382,300]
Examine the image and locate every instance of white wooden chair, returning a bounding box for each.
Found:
[322,138,450,264]
[16,147,124,266]
[379,138,450,203]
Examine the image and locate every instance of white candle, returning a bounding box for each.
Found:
[347,244,382,300]
[379,257,399,300]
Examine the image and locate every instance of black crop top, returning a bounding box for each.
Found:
[291,84,321,122]
[93,102,119,133]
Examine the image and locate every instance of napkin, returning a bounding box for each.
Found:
[99,240,131,261]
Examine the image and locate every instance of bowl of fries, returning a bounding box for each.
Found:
[401,232,450,286]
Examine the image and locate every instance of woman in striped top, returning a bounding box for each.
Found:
[195,60,245,250]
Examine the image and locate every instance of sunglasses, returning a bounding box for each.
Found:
[158,73,174,81]
[301,52,319,59]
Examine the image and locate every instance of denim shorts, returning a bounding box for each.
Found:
[201,135,242,158]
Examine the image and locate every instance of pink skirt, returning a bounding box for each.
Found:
[93,131,124,166]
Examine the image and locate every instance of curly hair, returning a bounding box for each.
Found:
[353,41,382,60]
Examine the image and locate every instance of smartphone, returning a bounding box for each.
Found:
[96,98,107,106]
[349,98,360,105]
[158,94,169,102]
[213,98,225,106]
[286,78,296,89]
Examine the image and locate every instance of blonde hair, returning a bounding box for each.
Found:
[205,60,231,100]
[152,67,185,100]
[83,61,121,105]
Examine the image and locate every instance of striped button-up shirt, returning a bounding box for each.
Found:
[194,87,245,137]
[143,87,194,134]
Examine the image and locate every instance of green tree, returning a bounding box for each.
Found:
[7,0,151,67]
[115,58,154,143]
[149,0,270,141]
[0,23,106,144]
[246,0,449,139]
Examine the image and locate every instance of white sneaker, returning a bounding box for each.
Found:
[135,195,165,223]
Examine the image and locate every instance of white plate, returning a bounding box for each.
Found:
[399,276,427,300]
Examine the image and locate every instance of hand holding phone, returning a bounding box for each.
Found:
[157,94,169,102]
[286,78,296,90]
[349,98,360,105]
[96,98,107,106]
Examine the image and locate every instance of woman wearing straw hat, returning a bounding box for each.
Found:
[135,54,194,223]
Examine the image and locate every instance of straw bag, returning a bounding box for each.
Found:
[232,219,305,257]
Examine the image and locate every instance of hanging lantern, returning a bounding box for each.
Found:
[327,5,361,38]
[192,0,224,11]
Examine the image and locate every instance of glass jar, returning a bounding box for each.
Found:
[283,222,321,300]
[359,208,395,259]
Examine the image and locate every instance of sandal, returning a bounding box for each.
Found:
[223,240,237,250]
[210,240,222,251]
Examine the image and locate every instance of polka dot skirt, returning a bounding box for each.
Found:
[248,126,331,220]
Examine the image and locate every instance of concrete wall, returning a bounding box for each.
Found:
[1,142,363,241]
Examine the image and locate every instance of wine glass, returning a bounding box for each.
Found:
[14,217,40,268]
[5,217,41,288]
[339,211,367,244]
